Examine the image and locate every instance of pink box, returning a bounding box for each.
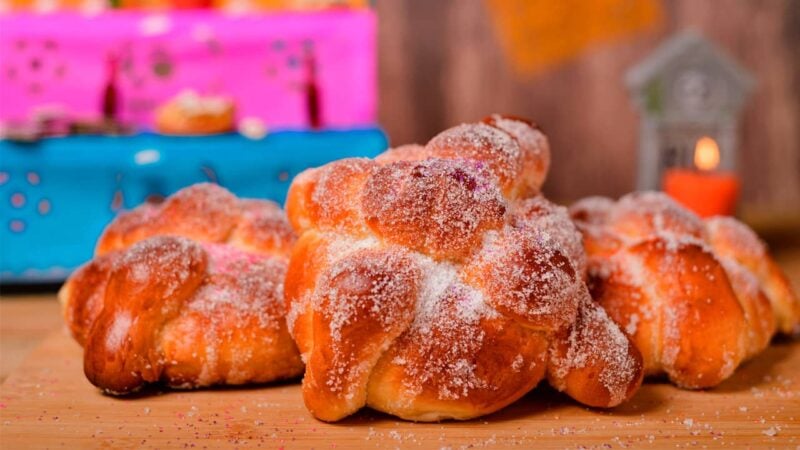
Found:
[0,10,376,129]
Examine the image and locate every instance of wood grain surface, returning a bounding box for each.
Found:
[2,248,800,448]
[1,329,798,449]
[0,296,61,383]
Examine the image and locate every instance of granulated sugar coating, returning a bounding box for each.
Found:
[605,191,707,245]
[427,123,522,193]
[155,182,241,240]
[481,114,551,196]
[189,243,286,330]
[706,215,800,335]
[465,223,581,332]
[315,248,420,344]
[511,196,587,275]
[570,191,800,389]
[549,294,640,407]
[284,116,644,422]
[233,199,297,257]
[307,158,376,233]
[59,183,304,395]
[116,236,205,297]
[96,182,297,257]
[362,159,505,261]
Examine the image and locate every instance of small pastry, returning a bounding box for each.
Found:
[154,90,235,135]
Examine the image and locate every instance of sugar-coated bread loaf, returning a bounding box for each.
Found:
[59,183,303,394]
[284,116,643,422]
[570,192,799,389]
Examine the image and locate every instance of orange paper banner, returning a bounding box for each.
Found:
[485,0,663,75]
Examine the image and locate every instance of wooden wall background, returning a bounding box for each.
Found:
[376,0,800,216]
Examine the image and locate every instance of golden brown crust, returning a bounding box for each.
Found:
[462,222,581,332]
[481,114,550,198]
[568,196,622,258]
[570,192,799,389]
[303,248,420,421]
[705,216,800,335]
[720,260,776,359]
[374,115,550,198]
[230,199,297,258]
[374,144,429,165]
[94,203,161,255]
[285,159,375,237]
[59,183,303,394]
[95,184,240,255]
[284,231,329,359]
[368,313,550,421]
[83,237,208,393]
[363,160,506,261]
[632,239,745,388]
[285,116,642,422]
[425,122,524,196]
[547,294,643,407]
[59,252,118,347]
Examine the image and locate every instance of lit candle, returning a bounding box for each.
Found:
[662,136,741,218]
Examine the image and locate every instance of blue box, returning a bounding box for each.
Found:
[0,129,387,283]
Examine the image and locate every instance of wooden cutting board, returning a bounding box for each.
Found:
[1,330,798,449]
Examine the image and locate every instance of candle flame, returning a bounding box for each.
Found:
[694,136,720,171]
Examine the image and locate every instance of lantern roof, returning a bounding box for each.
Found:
[626,31,754,118]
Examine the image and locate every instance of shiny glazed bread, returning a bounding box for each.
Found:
[59,183,303,394]
[284,115,643,422]
[570,192,800,389]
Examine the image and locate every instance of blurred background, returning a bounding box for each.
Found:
[1,0,799,285]
[378,0,800,216]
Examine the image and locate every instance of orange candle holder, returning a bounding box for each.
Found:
[662,136,741,218]
[662,169,740,218]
